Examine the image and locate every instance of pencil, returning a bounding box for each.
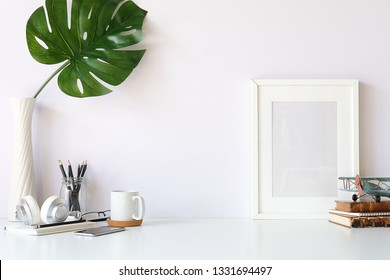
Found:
[68,160,74,178]
[58,160,67,178]
[77,164,81,178]
[81,160,87,177]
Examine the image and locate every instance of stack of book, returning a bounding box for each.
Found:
[329,200,390,228]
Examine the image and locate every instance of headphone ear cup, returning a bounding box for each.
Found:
[16,195,41,225]
[40,195,69,224]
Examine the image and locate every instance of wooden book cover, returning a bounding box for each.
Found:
[329,212,390,228]
[335,200,390,213]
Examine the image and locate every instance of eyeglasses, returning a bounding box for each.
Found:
[81,210,110,221]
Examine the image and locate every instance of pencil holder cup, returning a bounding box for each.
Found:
[60,178,87,213]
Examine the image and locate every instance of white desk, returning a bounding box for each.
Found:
[1,218,390,259]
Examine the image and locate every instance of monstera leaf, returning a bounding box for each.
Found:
[27,0,147,98]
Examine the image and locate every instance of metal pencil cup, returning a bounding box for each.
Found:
[60,177,87,213]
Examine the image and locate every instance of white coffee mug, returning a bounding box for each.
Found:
[110,190,145,221]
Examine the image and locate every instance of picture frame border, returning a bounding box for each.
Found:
[251,79,359,219]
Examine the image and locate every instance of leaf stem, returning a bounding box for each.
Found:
[33,61,70,98]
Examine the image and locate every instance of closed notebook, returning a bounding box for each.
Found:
[329,211,390,228]
[4,221,99,236]
[329,209,390,217]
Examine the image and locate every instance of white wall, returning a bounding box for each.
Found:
[1,0,390,218]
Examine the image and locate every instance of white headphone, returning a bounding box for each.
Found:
[16,195,69,225]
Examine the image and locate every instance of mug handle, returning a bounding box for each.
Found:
[132,196,145,220]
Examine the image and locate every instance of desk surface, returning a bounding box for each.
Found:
[1,218,390,260]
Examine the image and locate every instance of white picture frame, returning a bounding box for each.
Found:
[251,79,359,219]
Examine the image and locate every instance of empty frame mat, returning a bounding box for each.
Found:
[251,80,359,219]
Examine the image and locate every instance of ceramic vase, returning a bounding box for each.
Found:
[8,97,36,221]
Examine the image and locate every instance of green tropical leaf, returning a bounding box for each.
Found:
[26,0,147,98]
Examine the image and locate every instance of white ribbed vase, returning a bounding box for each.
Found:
[8,97,36,221]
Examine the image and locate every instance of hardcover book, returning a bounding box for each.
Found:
[335,200,390,213]
[329,211,390,228]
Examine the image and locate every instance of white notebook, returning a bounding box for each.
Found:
[4,220,99,236]
[329,209,390,217]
